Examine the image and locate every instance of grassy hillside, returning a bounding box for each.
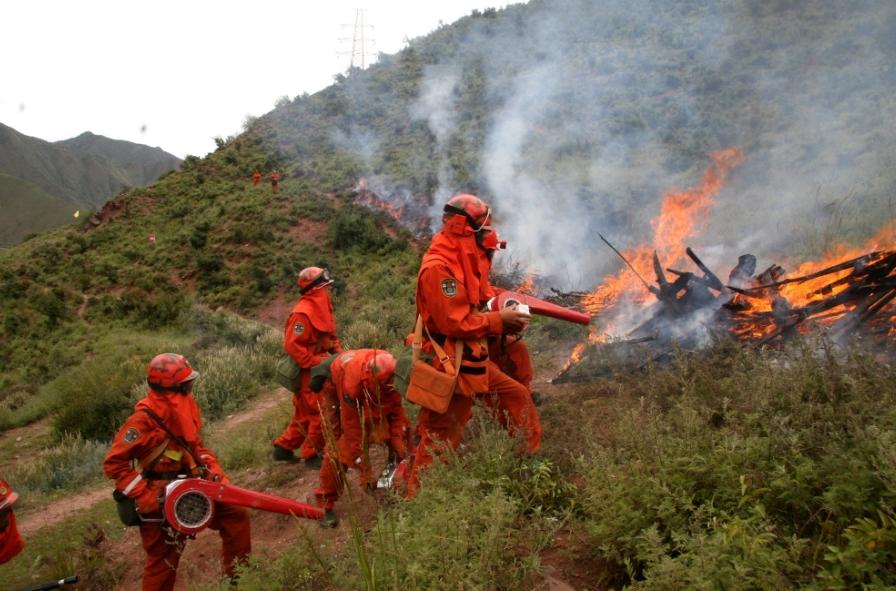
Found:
[0,131,419,425]
[0,173,74,246]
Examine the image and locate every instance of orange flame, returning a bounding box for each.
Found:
[581,148,743,330]
[730,220,896,338]
[516,274,536,295]
[560,148,743,367]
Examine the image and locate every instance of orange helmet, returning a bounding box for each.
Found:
[0,479,18,511]
[366,350,397,387]
[147,353,199,393]
[443,194,491,231]
[297,266,333,295]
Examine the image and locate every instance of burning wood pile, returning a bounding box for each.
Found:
[551,148,896,383]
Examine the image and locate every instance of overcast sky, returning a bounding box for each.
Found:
[1,0,517,159]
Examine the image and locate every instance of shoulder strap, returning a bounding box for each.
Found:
[138,437,172,472]
[413,315,462,376]
[139,408,203,473]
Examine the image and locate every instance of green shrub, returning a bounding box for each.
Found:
[9,433,108,494]
[191,339,278,420]
[49,356,144,441]
[575,343,896,588]
[358,414,546,590]
[328,206,390,251]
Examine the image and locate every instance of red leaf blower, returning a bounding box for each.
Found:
[162,478,324,535]
[487,290,591,325]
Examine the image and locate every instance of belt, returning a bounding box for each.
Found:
[428,333,489,362]
[144,470,188,480]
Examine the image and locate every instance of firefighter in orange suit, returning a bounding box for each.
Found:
[273,267,342,466]
[270,170,281,192]
[0,478,24,564]
[313,349,410,526]
[252,170,262,186]
[405,194,541,495]
[104,353,251,591]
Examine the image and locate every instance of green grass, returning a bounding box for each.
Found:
[0,499,126,590]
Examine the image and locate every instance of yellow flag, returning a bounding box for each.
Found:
[73,210,80,218]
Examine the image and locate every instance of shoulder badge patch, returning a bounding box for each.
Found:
[440,278,457,298]
[293,322,305,335]
[123,427,140,444]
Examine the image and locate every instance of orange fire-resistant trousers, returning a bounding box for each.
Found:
[138,502,250,591]
[488,336,533,390]
[407,359,541,494]
[273,373,324,460]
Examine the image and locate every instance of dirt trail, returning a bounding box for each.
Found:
[12,357,599,589]
[12,388,285,537]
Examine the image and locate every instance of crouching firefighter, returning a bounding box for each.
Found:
[104,353,251,591]
[313,349,411,527]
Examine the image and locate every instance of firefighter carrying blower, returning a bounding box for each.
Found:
[104,353,251,591]
[273,266,343,466]
[401,194,542,496]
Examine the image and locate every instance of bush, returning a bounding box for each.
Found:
[575,343,896,588]
[328,206,390,251]
[358,414,547,590]
[191,332,279,421]
[49,355,144,441]
[10,433,108,494]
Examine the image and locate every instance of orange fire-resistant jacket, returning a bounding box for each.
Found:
[329,349,410,463]
[416,222,504,394]
[0,512,23,565]
[284,289,342,372]
[104,390,225,511]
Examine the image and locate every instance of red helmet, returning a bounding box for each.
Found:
[147,353,199,392]
[444,194,491,231]
[366,351,397,387]
[0,479,18,511]
[297,266,334,295]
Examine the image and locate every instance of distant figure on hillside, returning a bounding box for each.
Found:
[311,349,410,527]
[252,170,262,186]
[104,353,251,591]
[0,479,24,564]
[273,267,342,467]
[270,170,281,192]
[400,194,540,497]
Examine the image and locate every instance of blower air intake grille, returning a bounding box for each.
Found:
[173,490,213,529]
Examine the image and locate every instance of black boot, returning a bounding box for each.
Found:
[304,454,323,469]
[321,508,339,528]
[272,445,299,463]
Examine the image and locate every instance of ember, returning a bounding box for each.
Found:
[350,177,432,235]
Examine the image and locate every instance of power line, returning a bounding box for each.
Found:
[338,8,376,70]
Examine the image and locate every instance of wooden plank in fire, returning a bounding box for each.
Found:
[730,250,890,293]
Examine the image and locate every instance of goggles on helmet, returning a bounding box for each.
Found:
[299,269,333,295]
[443,203,491,232]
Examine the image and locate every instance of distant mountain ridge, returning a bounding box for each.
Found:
[0,123,180,246]
[55,131,181,188]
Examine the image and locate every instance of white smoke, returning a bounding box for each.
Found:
[410,65,462,210]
